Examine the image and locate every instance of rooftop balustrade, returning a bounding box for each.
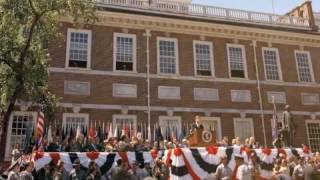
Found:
[95,0,311,30]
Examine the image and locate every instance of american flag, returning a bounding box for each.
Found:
[36,111,45,138]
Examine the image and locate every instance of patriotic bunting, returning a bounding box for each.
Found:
[32,147,306,179]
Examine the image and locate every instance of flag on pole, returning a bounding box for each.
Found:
[148,123,151,142]
[36,111,45,139]
[47,125,53,143]
[271,96,278,141]
[76,126,82,140]
[114,124,118,138]
[108,123,113,139]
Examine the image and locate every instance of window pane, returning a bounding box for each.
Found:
[228,46,245,78]
[159,118,181,139]
[234,119,253,142]
[195,43,212,76]
[159,40,177,74]
[264,49,280,80]
[307,122,320,152]
[116,36,134,71]
[68,31,89,68]
[296,52,312,82]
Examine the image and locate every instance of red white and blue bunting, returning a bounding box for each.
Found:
[32,147,308,179]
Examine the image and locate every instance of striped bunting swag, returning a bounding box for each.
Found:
[33,147,308,179]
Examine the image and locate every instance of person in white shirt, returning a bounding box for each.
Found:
[293,157,304,180]
[7,161,21,180]
[235,154,251,180]
[11,143,21,165]
[215,156,232,180]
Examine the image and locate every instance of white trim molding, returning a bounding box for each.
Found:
[113,32,137,72]
[49,67,320,88]
[57,102,320,116]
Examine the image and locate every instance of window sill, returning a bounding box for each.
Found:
[65,67,92,71]
[114,70,138,74]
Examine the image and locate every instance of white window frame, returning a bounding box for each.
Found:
[262,47,283,81]
[294,50,315,83]
[200,116,222,140]
[65,28,92,69]
[227,44,248,79]
[233,118,254,141]
[158,116,182,139]
[113,33,137,72]
[62,113,89,129]
[5,111,37,160]
[112,114,137,131]
[193,40,215,77]
[305,120,320,152]
[157,37,179,75]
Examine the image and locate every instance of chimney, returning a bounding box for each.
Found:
[286,0,317,30]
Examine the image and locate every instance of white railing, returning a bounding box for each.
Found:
[95,0,310,29]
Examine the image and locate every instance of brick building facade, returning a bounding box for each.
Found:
[4,0,320,159]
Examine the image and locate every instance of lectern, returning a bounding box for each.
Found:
[187,129,216,147]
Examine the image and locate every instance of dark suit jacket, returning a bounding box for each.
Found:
[191,123,204,131]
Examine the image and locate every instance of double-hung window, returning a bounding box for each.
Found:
[227,44,247,78]
[157,37,179,74]
[262,47,282,81]
[62,113,89,130]
[295,51,314,82]
[193,41,214,76]
[66,29,91,68]
[233,118,254,142]
[158,116,181,140]
[114,33,136,72]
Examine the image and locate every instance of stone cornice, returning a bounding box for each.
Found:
[60,11,320,47]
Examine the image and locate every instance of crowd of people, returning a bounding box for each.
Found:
[3,133,320,180]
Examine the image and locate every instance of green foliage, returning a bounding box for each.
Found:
[0,0,97,122]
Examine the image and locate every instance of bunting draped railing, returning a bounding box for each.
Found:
[31,146,311,179]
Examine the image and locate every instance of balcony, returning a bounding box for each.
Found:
[95,0,311,30]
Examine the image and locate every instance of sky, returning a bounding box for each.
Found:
[191,0,320,14]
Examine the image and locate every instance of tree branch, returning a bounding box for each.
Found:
[18,15,39,70]
[28,0,39,16]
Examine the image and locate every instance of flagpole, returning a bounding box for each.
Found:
[252,40,267,146]
[272,0,275,14]
[144,29,152,142]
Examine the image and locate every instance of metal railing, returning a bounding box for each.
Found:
[95,0,311,29]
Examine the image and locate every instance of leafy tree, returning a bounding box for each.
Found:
[0,0,97,160]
